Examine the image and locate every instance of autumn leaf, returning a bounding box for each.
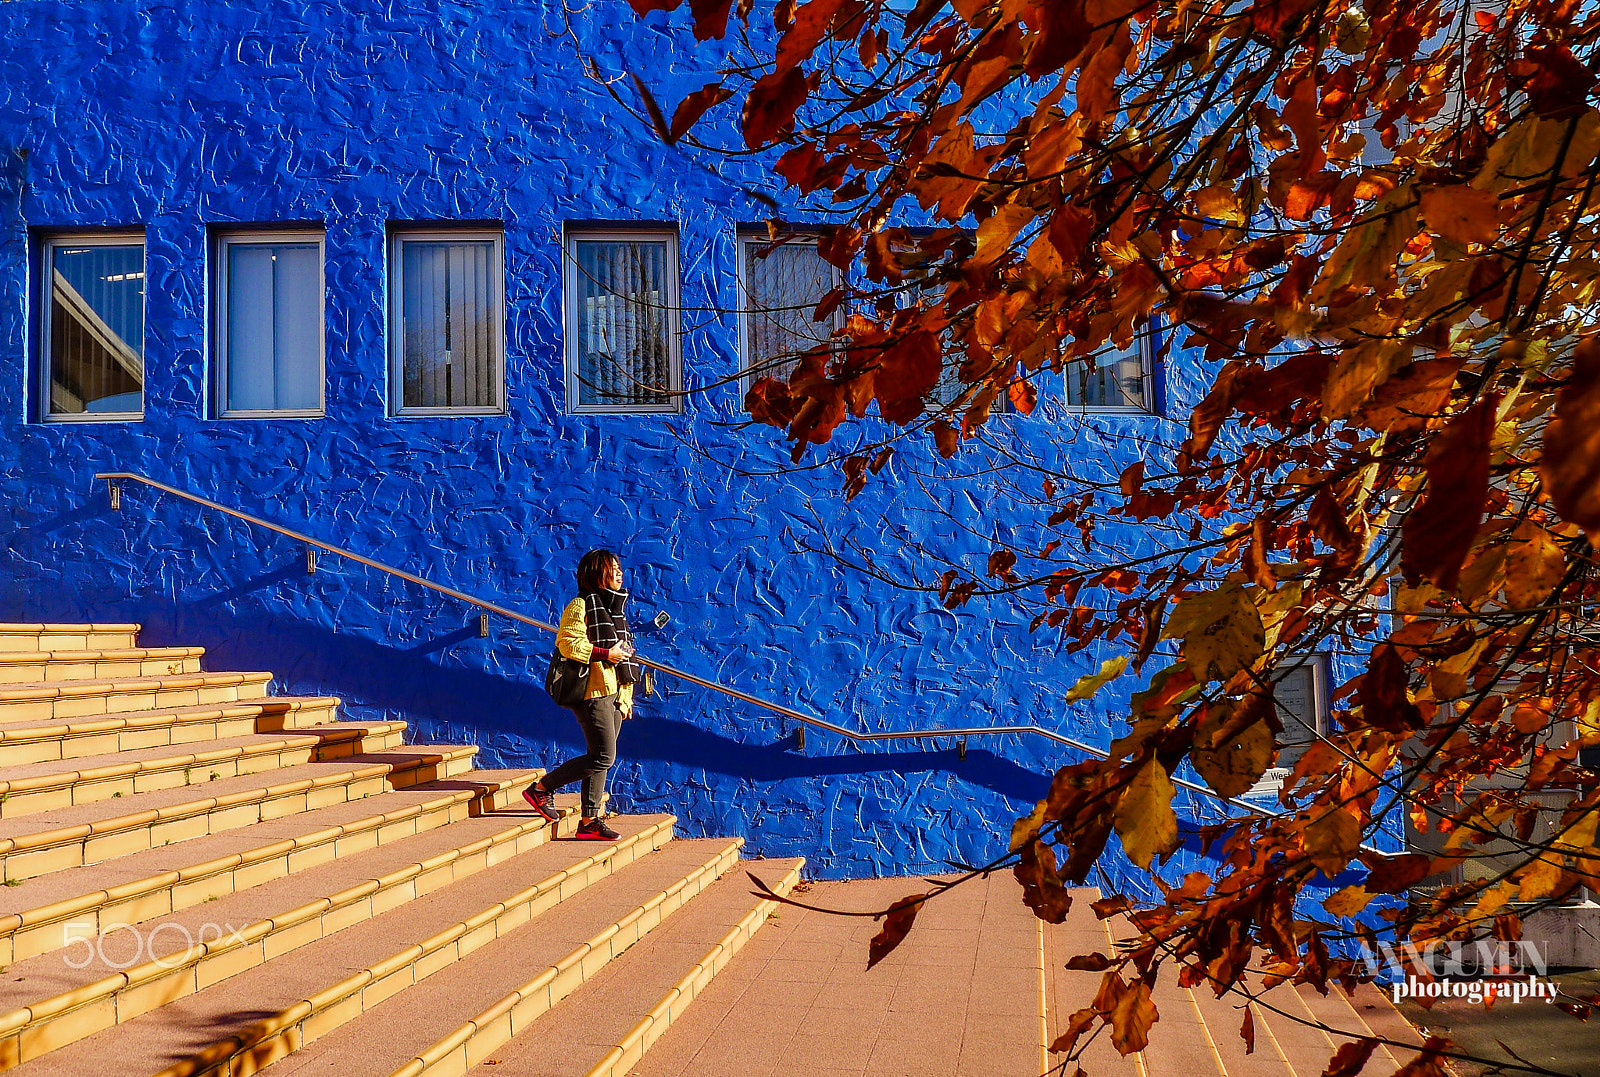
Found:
[868,892,926,968]
[1108,976,1159,1054]
[1016,839,1076,923]
[1115,759,1179,869]
[1305,806,1363,878]
[1192,703,1274,798]
[1240,1005,1255,1054]
[1322,885,1375,916]
[742,66,810,147]
[1543,335,1600,542]
[1323,1038,1381,1077]
[669,82,734,141]
[1065,655,1129,703]
[1401,398,1496,592]
[1503,521,1565,608]
[1164,582,1265,681]
[1419,185,1498,246]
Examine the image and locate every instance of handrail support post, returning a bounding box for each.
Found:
[306,547,317,575]
[478,613,489,638]
[108,482,120,512]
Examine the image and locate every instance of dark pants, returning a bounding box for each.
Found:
[540,693,620,818]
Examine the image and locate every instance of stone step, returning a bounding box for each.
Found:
[0,626,143,654]
[0,792,577,1068]
[0,770,542,967]
[0,672,276,723]
[0,648,206,685]
[455,858,805,1077]
[12,817,688,1077]
[249,832,751,1077]
[0,726,403,819]
[0,698,351,768]
[0,747,480,882]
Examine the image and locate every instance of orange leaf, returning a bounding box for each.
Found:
[687,0,734,39]
[742,67,810,147]
[1542,335,1600,542]
[868,892,926,968]
[1108,977,1159,1054]
[1420,185,1498,246]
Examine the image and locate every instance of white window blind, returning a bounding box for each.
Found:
[567,233,679,412]
[220,236,322,415]
[44,238,145,419]
[1065,340,1149,409]
[739,236,838,388]
[392,233,503,413]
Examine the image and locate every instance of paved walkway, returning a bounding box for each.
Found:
[629,871,1043,1077]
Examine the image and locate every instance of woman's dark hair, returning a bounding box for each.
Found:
[576,549,620,594]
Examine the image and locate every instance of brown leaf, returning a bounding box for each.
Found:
[1419,185,1498,247]
[687,0,734,39]
[1322,1038,1380,1077]
[773,0,848,75]
[669,82,735,141]
[1192,704,1274,798]
[1401,398,1496,592]
[1066,952,1114,971]
[1362,852,1439,893]
[1108,976,1159,1054]
[1114,759,1179,869]
[1240,1005,1255,1055]
[1543,335,1600,542]
[868,892,926,968]
[1358,643,1422,732]
[1305,806,1362,878]
[1503,522,1565,609]
[742,66,810,147]
[1015,839,1076,923]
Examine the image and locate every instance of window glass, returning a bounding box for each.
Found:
[570,235,677,411]
[393,234,503,413]
[46,240,144,417]
[740,236,837,387]
[221,237,322,414]
[1065,341,1148,409]
[1273,660,1326,769]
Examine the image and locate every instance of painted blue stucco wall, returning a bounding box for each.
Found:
[0,0,1333,887]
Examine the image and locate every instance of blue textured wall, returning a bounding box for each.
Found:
[0,0,1356,888]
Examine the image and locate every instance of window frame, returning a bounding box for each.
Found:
[1063,327,1156,414]
[563,226,683,416]
[387,227,507,417]
[1249,653,1332,794]
[735,231,843,400]
[214,229,327,420]
[38,231,147,423]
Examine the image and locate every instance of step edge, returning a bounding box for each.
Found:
[390,835,747,1077]
[585,857,808,1077]
[147,816,684,1077]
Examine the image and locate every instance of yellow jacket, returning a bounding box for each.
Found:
[556,597,635,709]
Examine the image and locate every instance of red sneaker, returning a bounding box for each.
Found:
[574,818,620,841]
[522,785,559,822]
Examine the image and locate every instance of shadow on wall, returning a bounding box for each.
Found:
[147,602,1062,803]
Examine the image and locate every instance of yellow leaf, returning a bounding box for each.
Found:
[1323,885,1375,917]
[1066,655,1130,703]
[1115,759,1179,869]
[1164,582,1264,681]
[973,203,1034,270]
[1503,521,1566,609]
[1011,799,1049,851]
[1314,186,1419,299]
[1193,184,1243,225]
[1516,856,1565,902]
[1304,806,1361,877]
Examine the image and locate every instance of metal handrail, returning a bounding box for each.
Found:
[93,470,1283,820]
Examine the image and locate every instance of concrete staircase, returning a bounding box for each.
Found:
[0,624,803,1077]
[0,623,1426,1077]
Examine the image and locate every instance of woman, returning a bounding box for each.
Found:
[523,549,637,840]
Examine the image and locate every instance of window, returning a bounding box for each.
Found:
[1267,655,1330,771]
[40,234,145,420]
[564,229,680,413]
[215,232,324,417]
[389,229,505,414]
[738,233,840,394]
[1064,332,1152,411]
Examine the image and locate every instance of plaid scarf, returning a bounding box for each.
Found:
[584,587,638,686]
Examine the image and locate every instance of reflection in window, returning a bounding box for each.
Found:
[739,235,838,390]
[45,239,145,418]
[1065,340,1148,410]
[390,232,504,414]
[219,235,323,415]
[567,232,679,412]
